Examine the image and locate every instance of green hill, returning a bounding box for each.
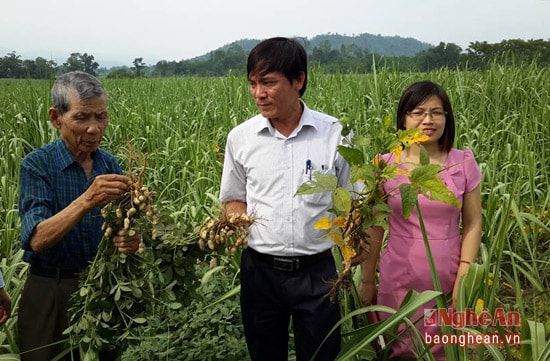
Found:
[192,32,432,61]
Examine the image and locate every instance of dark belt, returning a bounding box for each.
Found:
[29,265,82,279]
[248,247,333,272]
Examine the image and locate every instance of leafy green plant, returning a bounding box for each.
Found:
[65,154,179,360]
[296,113,458,299]
[122,258,248,361]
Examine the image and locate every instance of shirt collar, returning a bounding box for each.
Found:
[254,100,318,136]
[53,138,97,171]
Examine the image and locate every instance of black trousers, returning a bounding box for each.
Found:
[240,248,341,361]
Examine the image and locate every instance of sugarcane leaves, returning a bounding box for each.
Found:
[455,262,486,311]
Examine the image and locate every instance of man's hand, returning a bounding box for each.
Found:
[0,288,11,327]
[350,240,370,266]
[112,230,141,254]
[82,174,131,208]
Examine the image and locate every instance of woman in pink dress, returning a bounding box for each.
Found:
[359,81,482,360]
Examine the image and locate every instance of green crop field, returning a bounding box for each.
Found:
[0,65,549,360]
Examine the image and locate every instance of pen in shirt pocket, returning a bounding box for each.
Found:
[305,159,312,180]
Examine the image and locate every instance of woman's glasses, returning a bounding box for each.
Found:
[406,110,447,121]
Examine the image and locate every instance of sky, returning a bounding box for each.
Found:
[1,0,549,68]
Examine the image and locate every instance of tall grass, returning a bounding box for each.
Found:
[0,64,548,359]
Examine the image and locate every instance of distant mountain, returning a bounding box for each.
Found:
[307,33,433,57]
[191,33,432,61]
[1,33,433,69]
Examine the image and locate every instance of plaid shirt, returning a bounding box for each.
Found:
[19,138,121,270]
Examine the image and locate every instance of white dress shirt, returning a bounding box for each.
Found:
[220,102,351,256]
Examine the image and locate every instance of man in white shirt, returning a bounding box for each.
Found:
[220,37,350,361]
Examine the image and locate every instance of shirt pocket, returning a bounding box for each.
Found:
[299,165,335,206]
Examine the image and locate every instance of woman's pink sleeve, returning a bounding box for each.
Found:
[463,149,482,193]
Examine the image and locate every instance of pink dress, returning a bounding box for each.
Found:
[377,149,481,359]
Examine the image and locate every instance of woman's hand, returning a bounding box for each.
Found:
[358,279,377,307]
[452,262,471,308]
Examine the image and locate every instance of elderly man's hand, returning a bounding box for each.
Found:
[83,174,131,208]
[112,230,141,254]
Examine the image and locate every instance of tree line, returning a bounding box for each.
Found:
[1,39,548,79]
